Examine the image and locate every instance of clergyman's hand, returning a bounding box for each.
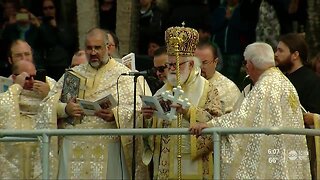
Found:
[14,72,28,87]
[65,98,84,117]
[303,113,314,126]
[189,122,209,137]
[170,103,188,116]
[141,105,155,119]
[33,80,50,98]
[95,108,115,122]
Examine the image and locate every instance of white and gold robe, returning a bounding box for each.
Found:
[204,67,311,179]
[49,58,150,179]
[208,71,241,114]
[314,114,320,179]
[144,67,222,179]
[0,77,58,179]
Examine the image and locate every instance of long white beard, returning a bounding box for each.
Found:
[167,63,190,86]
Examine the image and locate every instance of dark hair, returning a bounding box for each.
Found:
[148,35,165,47]
[196,41,218,58]
[42,0,56,9]
[41,0,61,20]
[197,23,212,34]
[279,33,308,64]
[153,46,167,57]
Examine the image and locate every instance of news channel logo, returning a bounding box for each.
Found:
[267,149,309,164]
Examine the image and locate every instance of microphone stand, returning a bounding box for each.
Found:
[131,75,138,180]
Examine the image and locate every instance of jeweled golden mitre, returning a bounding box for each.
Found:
[165,26,199,56]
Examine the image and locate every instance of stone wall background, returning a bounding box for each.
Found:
[116,0,139,56]
[76,0,99,50]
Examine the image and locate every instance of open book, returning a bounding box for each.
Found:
[121,52,136,71]
[0,76,13,93]
[140,95,172,120]
[77,94,117,116]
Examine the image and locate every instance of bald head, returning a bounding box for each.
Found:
[71,50,87,67]
[86,28,109,46]
[8,40,33,64]
[12,60,36,75]
[12,60,36,90]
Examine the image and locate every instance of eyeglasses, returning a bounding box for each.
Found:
[43,6,54,10]
[85,45,104,52]
[14,74,36,80]
[165,61,189,68]
[153,65,167,73]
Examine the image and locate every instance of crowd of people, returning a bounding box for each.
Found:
[0,0,77,80]
[1,0,318,84]
[0,0,320,179]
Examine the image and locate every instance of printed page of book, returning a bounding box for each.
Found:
[77,94,117,116]
[121,52,136,71]
[95,94,117,109]
[77,98,101,116]
[140,95,172,120]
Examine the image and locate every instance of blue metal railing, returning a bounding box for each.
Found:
[1,127,320,179]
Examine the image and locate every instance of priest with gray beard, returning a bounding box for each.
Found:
[41,28,150,179]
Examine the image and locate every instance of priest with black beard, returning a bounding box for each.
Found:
[275,33,320,179]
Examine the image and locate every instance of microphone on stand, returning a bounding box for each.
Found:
[121,70,152,77]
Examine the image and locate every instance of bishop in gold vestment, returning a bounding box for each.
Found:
[142,26,222,179]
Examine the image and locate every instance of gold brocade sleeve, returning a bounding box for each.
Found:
[191,83,222,123]
[46,76,56,90]
[190,83,222,159]
[190,106,214,160]
[0,84,22,129]
[201,84,222,118]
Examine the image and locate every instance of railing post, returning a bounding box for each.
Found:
[213,132,221,180]
[42,133,50,179]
